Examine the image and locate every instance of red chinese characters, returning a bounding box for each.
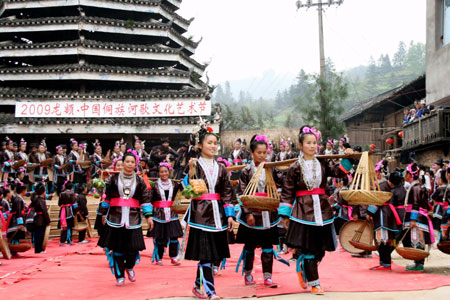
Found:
[103,103,113,116]
[64,103,74,116]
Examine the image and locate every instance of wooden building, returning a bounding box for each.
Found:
[340,75,426,166]
[0,0,219,150]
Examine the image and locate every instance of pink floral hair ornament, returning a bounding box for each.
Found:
[280,142,287,147]
[375,160,384,172]
[126,149,140,166]
[217,157,231,168]
[20,138,27,145]
[302,126,321,141]
[406,163,419,177]
[56,145,62,150]
[159,162,174,171]
[113,156,123,170]
[254,135,272,152]
[327,139,334,146]
[78,143,86,149]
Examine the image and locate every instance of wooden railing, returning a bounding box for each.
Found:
[403,109,450,149]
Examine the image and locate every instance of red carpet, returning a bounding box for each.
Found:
[1,237,450,299]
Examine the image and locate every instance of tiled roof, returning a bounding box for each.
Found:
[0,63,189,77]
[4,0,191,26]
[0,16,199,49]
[339,75,425,122]
[0,40,205,71]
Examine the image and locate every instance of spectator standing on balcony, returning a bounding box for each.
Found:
[417,100,425,118]
[402,108,411,125]
[408,109,417,123]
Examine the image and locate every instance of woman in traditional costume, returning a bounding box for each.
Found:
[58,181,76,245]
[30,182,50,253]
[439,168,450,246]
[53,145,68,195]
[280,125,353,295]
[184,124,235,300]
[366,171,406,270]
[235,135,286,288]
[148,162,183,266]
[97,151,152,286]
[402,163,433,272]
[432,170,449,232]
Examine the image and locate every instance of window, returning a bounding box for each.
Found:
[441,0,450,46]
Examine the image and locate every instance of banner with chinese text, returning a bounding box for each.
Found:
[15,100,211,118]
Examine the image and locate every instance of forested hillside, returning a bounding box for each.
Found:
[213,41,425,132]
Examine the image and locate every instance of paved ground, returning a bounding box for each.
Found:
[161,245,450,300]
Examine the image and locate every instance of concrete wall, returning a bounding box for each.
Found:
[426,0,450,107]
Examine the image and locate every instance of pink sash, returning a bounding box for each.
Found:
[193,193,221,201]
[406,204,435,243]
[296,188,325,197]
[342,205,353,220]
[60,204,72,228]
[153,201,174,208]
[383,203,402,225]
[110,198,140,208]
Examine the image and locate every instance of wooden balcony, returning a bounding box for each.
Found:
[403,109,450,150]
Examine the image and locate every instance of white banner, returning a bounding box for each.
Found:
[15,100,211,118]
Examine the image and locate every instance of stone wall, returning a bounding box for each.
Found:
[414,144,450,168]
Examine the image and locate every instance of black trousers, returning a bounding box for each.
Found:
[243,243,274,275]
[195,261,215,296]
[155,238,179,259]
[73,172,87,188]
[33,226,46,253]
[55,175,66,196]
[299,249,325,285]
[114,253,138,279]
[378,243,395,266]
[78,230,86,242]
[60,229,72,244]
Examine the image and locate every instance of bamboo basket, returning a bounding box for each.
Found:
[240,162,280,211]
[40,158,53,167]
[395,228,430,261]
[340,151,392,205]
[437,240,450,255]
[348,221,378,252]
[73,213,88,232]
[42,225,50,251]
[0,233,12,259]
[171,191,190,214]
[8,240,32,252]
[12,160,26,170]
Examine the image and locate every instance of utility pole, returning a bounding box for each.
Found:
[296,0,344,81]
[296,0,344,139]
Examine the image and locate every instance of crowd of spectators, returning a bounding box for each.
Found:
[402,100,435,125]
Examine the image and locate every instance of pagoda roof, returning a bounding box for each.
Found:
[0,16,199,54]
[3,0,192,32]
[0,63,204,87]
[0,39,205,74]
[0,86,211,102]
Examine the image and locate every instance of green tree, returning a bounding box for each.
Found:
[404,41,426,74]
[393,41,407,69]
[299,61,348,139]
[222,104,238,130]
[240,106,255,129]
